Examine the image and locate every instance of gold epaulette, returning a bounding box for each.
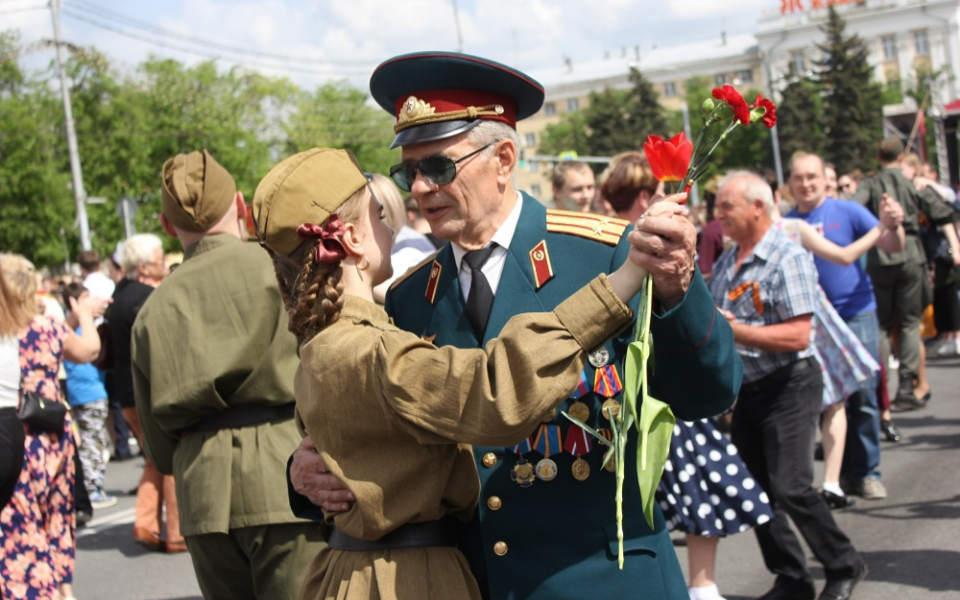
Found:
[546,210,630,246]
[388,249,441,292]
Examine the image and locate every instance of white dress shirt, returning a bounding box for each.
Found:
[451,192,523,301]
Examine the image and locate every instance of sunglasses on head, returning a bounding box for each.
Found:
[389,141,497,192]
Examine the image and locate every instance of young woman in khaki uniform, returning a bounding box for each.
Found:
[253,148,682,600]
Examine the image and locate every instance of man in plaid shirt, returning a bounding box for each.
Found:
[708,171,866,600]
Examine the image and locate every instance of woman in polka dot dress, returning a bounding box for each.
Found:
[656,418,773,600]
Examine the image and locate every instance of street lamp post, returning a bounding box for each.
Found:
[50,0,91,251]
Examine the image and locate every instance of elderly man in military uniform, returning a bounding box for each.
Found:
[289,52,742,600]
[131,150,324,600]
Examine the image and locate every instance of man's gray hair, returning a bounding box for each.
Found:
[718,170,775,217]
[121,233,163,276]
[466,121,521,157]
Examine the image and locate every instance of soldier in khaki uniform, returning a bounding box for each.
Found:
[252,147,672,599]
[131,150,325,600]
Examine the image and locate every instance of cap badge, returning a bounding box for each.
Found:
[400,96,436,126]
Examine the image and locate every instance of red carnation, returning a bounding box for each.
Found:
[750,94,778,128]
[712,84,750,126]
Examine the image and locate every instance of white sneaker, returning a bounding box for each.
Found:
[935,340,959,356]
[888,355,900,370]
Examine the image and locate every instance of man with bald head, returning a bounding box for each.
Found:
[710,171,865,600]
[131,150,324,599]
[787,152,904,502]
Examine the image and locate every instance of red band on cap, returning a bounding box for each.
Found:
[394,89,517,128]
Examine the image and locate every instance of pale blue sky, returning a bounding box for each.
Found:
[4,0,778,89]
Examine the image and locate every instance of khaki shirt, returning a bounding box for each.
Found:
[132,234,305,536]
[856,167,959,267]
[295,275,632,541]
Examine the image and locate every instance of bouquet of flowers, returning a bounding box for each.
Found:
[564,85,776,569]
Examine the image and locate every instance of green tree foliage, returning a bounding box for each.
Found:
[286,81,397,177]
[814,6,884,175]
[538,68,668,162]
[0,30,396,268]
[776,77,823,167]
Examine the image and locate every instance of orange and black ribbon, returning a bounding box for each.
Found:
[727,281,763,315]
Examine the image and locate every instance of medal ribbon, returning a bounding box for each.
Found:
[593,365,623,397]
[563,426,593,456]
[570,370,590,399]
[509,438,532,455]
[597,428,613,443]
[727,281,763,315]
[532,424,562,458]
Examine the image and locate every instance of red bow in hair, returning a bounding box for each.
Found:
[296,215,347,264]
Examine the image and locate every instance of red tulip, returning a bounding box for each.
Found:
[712,84,751,126]
[750,94,778,128]
[643,133,693,183]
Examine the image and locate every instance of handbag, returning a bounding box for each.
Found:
[91,321,114,371]
[18,390,68,432]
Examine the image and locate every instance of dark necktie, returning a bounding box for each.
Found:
[464,243,497,339]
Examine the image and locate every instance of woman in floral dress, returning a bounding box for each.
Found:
[0,254,102,600]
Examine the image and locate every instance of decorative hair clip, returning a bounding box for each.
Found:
[296,215,347,264]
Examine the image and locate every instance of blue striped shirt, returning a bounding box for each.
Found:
[708,225,818,383]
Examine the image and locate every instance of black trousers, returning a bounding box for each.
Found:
[732,357,863,583]
[0,407,25,510]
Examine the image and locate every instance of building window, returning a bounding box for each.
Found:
[881,36,897,61]
[544,102,556,116]
[524,132,537,147]
[714,73,727,86]
[914,30,929,56]
[566,98,579,112]
[530,184,542,198]
[790,50,805,74]
[737,69,753,84]
[663,82,676,97]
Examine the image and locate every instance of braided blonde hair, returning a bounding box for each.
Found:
[271,187,368,343]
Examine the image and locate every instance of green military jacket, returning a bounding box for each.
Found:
[855,167,959,267]
[132,234,306,536]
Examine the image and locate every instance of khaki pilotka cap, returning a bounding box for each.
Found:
[252,148,368,257]
[161,150,237,233]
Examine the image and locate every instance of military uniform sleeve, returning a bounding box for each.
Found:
[379,275,633,446]
[131,320,179,475]
[647,268,742,421]
[918,186,960,226]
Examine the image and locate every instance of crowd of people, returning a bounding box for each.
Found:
[0,49,958,600]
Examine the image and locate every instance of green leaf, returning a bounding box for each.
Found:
[560,411,612,447]
[636,394,675,531]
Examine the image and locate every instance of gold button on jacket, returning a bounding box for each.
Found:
[487,496,502,511]
[482,453,498,467]
[493,541,508,556]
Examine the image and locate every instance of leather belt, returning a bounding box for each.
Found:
[327,517,458,551]
[180,403,295,434]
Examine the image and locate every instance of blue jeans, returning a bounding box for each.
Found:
[840,310,882,482]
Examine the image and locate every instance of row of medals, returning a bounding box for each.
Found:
[511,347,619,486]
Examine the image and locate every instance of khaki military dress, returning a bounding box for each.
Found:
[295,275,632,600]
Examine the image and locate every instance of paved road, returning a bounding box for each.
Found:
[74,353,960,599]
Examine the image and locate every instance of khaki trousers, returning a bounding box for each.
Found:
[185,522,325,600]
[123,407,182,543]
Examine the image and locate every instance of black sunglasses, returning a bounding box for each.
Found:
[389,142,496,192]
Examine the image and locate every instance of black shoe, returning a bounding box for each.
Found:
[76,509,93,529]
[819,564,868,600]
[759,577,816,600]
[890,395,927,412]
[820,489,856,509]
[880,419,901,442]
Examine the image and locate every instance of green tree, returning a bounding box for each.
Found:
[776,77,823,167]
[538,67,668,162]
[814,6,884,175]
[286,81,397,177]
